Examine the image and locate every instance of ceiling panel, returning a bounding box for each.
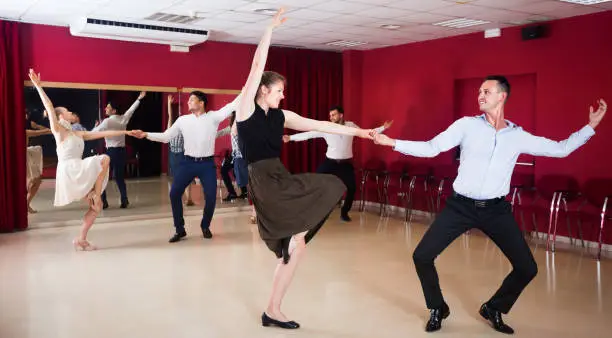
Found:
[310,1,376,14]
[93,0,178,19]
[4,0,609,51]
[330,14,384,25]
[429,3,495,18]
[471,0,544,10]
[353,6,418,19]
[399,12,458,24]
[285,8,342,20]
[191,18,249,30]
[515,0,583,14]
[254,0,328,8]
[0,0,40,19]
[386,0,455,12]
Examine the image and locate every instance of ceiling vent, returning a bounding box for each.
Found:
[145,12,202,25]
[69,17,208,47]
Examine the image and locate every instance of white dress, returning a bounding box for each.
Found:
[54,126,109,207]
[26,145,43,184]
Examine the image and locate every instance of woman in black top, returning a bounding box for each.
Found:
[236,9,373,330]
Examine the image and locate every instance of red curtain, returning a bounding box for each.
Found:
[0,20,27,232]
[267,48,343,173]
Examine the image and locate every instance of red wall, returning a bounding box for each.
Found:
[19,23,252,89]
[348,10,612,185]
[345,10,612,244]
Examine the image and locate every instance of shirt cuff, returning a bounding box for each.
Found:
[582,124,596,137]
[392,140,403,152]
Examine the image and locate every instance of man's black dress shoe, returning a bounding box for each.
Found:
[202,228,213,239]
[479,303,514,334]
[169,231,187,243]
[261,312,299,329]
[425,303,450,332]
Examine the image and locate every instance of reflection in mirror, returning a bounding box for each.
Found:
[24,85,244,229]
[24,86,165,227]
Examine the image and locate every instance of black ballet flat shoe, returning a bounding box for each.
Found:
[479,303,514,334]
[425,303,450,332]
[261,312,300,329]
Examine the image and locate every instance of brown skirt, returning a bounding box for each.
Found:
[248,158,346,263]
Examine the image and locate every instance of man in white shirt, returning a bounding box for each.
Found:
[284,106,392,222]
[134,91,241,243]
[92,91,146,209]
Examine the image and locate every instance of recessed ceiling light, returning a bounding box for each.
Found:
[433,18,490,28]
[380,24,401,30]
[254,8,278,15]
[325,40,367,47]
[558,0,612,5]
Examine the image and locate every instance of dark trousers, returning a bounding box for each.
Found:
[170,157,217,233]
[233,157,249,188]
[413,193,538,314]
[101,147,127,204]
[316,158,356,216]
[220,157,237,196]
[168,151,185,177]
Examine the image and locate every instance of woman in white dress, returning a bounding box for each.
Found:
[28,69,141,251]
[25,127,52,213]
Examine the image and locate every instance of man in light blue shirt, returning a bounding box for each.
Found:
[373,75,607,334]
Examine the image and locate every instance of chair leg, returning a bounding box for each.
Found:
[551,193,563,252]
[405,178,416,224]
[576,218,586,248]
[376,176,383,216]
[561,199,575,246]
[518,210,528,237]
[436,179,444,215]
[565,215,574,246]
[403,193,409,223]
[546,192,559,252]
[382,175,391,217]
[532,212,540,240]
[424,180,434,217]
[359,171,368,212]
[597,220,605,261]
[597,197,608,260]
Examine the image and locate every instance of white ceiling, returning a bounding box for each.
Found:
[1,0,611,51]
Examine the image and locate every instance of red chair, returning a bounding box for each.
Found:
[430,164,458,214]
[125,144,139,178]
[404,163,433,224]
[508,171,537,237]
[534,175,580,253]
[358,159,387,215]
[580,178,612,260]
[382,161,409,217]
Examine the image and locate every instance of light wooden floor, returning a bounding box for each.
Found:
[2,178,611,338]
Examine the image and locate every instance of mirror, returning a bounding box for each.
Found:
[24,83,242,228]
[22,85,164,226]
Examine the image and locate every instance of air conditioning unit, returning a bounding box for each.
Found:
[69,17,209,47]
